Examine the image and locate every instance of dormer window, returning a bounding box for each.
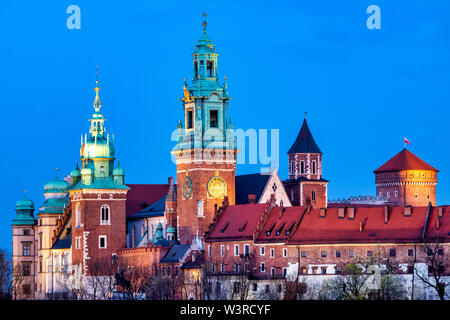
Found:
[300,161,305,174]
[312,160,317,174]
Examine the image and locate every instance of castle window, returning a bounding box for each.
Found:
[312,160,317,174]
[39,256,43,273]
[99,235,107,249]
[187,110,193,129]
[300,161,305,174]
[109,194,113,199]
[220,264,224,273]
[408,249,414,257]
[335,250,341,258]
[260,262,266,272]
[311,190,316,201]
[387,192,390,198]
[244,244,250,257]
[75,202,81,228]
[438,248,444,256]
[194,61,198,77]
[283,248,288,257]
[301,251,307,258]
[270,248,275,258]
[234,244,239,256]
[22,242,31,256]
[220,245,225,257]
[22,262,31,276]
[283,268,287,278]
[197,199,204,217]
[234,263,239,273]
[22,284,31,295]
[23,229,30,236]
[271,267,276,278]
[260,246,265,256]
[389,248,396,257]
[379,192,383,198]
[395,191,398,197]
[100,205,110,225]
[415,194,418,199]
[209,109,218,128]
[367,250,373,257]
[321,251,327,258]
[349,250,354,257]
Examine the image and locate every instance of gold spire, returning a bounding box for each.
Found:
[202,11,207,29]
[94,66,101,112]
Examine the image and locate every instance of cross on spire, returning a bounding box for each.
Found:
[202,11,208,29]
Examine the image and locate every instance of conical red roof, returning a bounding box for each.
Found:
[374,149,438,173]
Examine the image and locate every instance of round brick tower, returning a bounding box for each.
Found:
[374,148,438,206]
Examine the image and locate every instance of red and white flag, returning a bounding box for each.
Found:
[404,137,410,145]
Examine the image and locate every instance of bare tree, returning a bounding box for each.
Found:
[0,248,12,300]
[84,256,116,300]
[415,240,449,300]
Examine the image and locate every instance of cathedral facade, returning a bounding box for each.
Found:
[12,19,449,300]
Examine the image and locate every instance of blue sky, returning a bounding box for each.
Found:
[0,0,449,251]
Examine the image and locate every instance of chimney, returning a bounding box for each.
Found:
[319,208,326,218]
[223,196,229,207]
[384,206,389,224]
[404,206,412,217]
[338,207,345,219]
[348,207,355,220]
[248,194,256,204]
[439,207,443,218]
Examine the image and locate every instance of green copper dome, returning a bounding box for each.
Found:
[113,164,124,176]
[13,193,37,226]
[16,196,34,210]
[166,224,176,233]
[44,178,69,193]
[81,136,115,159]
[71,164,81,178]
[81,165,93,175]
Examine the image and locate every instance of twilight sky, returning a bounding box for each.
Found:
[1,0,449,250]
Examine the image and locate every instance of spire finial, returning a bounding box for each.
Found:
[55,168,59,179]
[202,11,207,30]
[304,111,307,119]
[24,190,27,198]
[94,66,101,111]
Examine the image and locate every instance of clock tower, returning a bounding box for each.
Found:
[172,17,237,245]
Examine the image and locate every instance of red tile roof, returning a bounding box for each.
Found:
[205,204,268,241]
[287,206,434,244]
[256,206,306,243]
[425,206,450,242]
[126,184,168,217]
[374,149,438,173]
[204,202,450,245]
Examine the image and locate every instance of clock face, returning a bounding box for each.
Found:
[207,176,227,199]
[182,176,193,199]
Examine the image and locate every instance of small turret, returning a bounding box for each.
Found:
[81,165,93,185]
[112,161,125,185]
[70,161,81,187]
[13,191,37,226]
[166,224,176,241]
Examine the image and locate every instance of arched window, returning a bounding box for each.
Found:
[100,204,110,225]
[312,161,317,174]
[75,202,81,228]
[300,161,305,174]
[311,190,316,201]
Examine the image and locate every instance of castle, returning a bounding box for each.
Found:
[12,19,449,300]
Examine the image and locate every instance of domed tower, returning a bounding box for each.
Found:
[374,148,438,206]
[284,115,328,208]
[68,72,129,275]
[35,169,69,298]
[12,192,37,299]
[171,16,237,245]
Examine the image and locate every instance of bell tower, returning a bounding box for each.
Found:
[172,16,237,245]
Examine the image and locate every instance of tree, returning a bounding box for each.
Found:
[0,249,12,300]
[415,240,449,300]
[320,263,368,300]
